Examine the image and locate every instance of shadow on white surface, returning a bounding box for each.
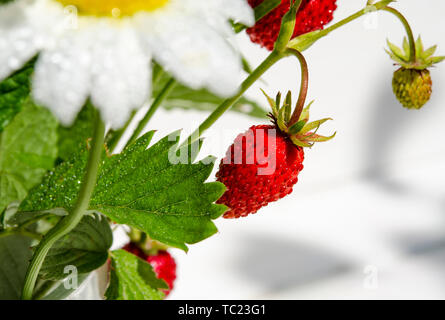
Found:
[233,234,353,293]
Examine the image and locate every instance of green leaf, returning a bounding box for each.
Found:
[0,0,15,4]
[0,235,33,299]
[57,102,96,162]
[39,213,112,280]
[105,249,167,300]
[253,0,281,21]
[154,71,267,119]
[40,273,90,300]
[20,132,227,251]
[0,100,58,214]
[232,0,281,33]
[0,59,34,132]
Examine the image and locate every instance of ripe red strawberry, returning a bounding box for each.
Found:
[247,0,337,50]
[123,242,177,296]
[146,251,177,296]
[216,91,334,219]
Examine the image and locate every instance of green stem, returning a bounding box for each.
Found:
[287,0,396,50]
[21,113,105,300]
[127,78,176,146]
[105,110,137,153]
[287,48,309,126]
[322,1,392,35]
[383,6,416,62]
[183,50,284,146]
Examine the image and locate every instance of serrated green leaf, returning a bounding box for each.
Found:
[19,132,226,251]
[39,213,112,280]
[154,71,267,119]
[0,235,33,299]
[105,249,167,300]
[57,102,96,162]
[0,100,58,214]
[0,59,34,132]
[8,208,67,229]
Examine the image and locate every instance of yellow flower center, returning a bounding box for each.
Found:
[56,0,169,17]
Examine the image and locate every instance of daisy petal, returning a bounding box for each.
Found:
[32,30,93,126]
[0,1,39,80]
[216,0,255,27]
[90,25,151,129]
[138,14,243,97]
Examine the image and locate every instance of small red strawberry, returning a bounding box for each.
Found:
[146,251,177,296]
[216,91,335,219]
[123,242,177,296]
[247,0,337,50]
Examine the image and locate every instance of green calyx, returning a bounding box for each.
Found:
[262,90,336,148]
[274,0,302,52]
[386,36,445,70]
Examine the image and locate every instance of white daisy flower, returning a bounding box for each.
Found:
[0,0,254,128]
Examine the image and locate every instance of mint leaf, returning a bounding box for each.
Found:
[105,249,167,300]
[0,100,58,213]
[40,213,112,280]
[153,69,267,119]
[57,102,96,162]
[0,235,33,299]
[0,59,34,132]
[20,132,226,250]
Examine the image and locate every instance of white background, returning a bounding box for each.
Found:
[131,0,445,300]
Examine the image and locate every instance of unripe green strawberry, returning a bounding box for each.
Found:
[386,36,444,110]
[392,68,432,110]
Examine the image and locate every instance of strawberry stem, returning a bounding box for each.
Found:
[383,7,416,63]
[287,48,309,126]
[183,50,284,146]
[21,112,105,300]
